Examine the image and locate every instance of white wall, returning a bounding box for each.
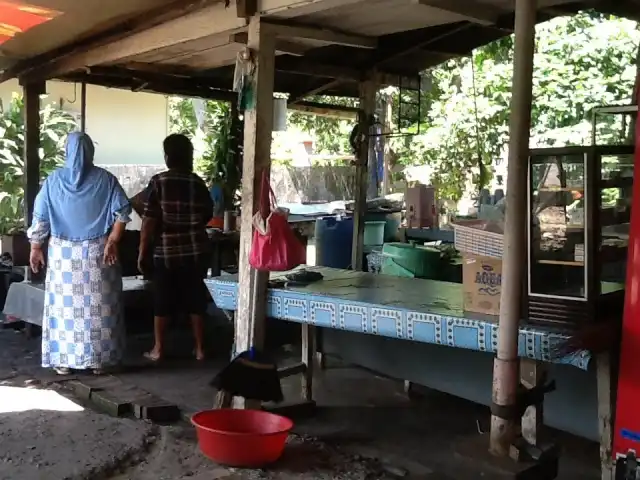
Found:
[0,80,169,165]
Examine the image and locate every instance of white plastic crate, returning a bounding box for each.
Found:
[452,220,503,258]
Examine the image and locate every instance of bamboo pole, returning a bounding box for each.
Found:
[489,0,537,457]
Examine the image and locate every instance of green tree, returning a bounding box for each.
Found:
[287,12,640,202]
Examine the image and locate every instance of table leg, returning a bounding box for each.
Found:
[210,243,221,277]
[315,326,326,370]
[301,323,316,401]
[596,352,614,480]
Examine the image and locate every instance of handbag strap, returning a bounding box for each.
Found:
[258,169,276,219]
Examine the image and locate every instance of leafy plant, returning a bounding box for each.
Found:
[170,98,243,210]
[197,103,243,209]
[0,93,77,234]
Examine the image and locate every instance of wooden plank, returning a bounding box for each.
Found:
[301,324,316,401]
[596,352,614,480]
[351,77,377,270]
[259,0,366,17]
[231,32,309,56]
[520,358,547,446]
[263,19,377,49]
[21,82,43,252]
[234,16,276,410]
[288,101,358,120]
[414,0,505,26]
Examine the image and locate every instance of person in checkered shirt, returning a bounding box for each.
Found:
[139,134,213,362]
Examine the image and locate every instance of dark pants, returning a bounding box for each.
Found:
[152,260,209,317]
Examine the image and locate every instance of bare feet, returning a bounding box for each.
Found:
[194,350,205,361]
[54,367,71,376]
[144,350,162,362]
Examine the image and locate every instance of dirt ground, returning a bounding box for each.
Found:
[0,325,601,480]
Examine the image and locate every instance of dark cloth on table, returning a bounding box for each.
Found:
[152,259,210,316]
[143,170,213,270]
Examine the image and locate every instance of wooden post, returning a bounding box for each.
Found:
[596,352,614,480]
[489,0,536,457]
[233,16,276,410]
[22,81,44,230]
[351,77,377,270]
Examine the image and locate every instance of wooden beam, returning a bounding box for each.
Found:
[237,0,258,18]
[277,59,421,90]
[289,79,342,104]
[16,0,370,82]
[263,19,377,49]
[4,0,221,83]
[59,69,236,102]
[22,3,248,81]
[231,32,308,56]
[234,16,276,410]
[351,76,377,270]
[288,100,358,120]
[414,0,505,26]
[259,0,366,17]
[277,61,361,82]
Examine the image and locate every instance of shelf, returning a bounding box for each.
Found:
[601,177,633,189]
[537,259,584,266]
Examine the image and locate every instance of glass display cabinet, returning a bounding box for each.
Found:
[527,145,629,328]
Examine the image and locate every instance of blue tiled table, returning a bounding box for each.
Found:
[205,266,590,370]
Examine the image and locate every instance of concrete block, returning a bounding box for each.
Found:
[453,434,559,480]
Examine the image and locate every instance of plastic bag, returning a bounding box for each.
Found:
[249,171,306,271]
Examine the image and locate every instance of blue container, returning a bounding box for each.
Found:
[315,216,354,269]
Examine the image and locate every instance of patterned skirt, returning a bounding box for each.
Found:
[41,235,125,370]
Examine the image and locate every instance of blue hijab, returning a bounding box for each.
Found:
[33,132,131,241]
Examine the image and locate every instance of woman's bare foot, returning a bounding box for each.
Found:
[144,350,162,362]
[54,367,71,376]
[194,350,205,361]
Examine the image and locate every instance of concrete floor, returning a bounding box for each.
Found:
[0,323,601,479]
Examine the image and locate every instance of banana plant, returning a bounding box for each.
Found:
[0,94,77,234]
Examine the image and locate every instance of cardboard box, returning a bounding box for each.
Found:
[462,254,502,316]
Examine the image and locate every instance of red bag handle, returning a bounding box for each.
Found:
[258,170,276,220]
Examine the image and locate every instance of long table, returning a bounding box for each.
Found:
[205,266,590,369]
[206,266,602,441]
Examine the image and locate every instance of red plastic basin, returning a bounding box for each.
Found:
[191,409,293,468]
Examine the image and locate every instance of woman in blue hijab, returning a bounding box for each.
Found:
[27,132,132,376]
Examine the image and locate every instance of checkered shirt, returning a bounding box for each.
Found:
[143,170,213,268]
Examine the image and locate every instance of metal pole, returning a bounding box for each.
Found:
[489,0,537,457]
[80,82,87,133]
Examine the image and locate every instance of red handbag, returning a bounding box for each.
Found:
[249,171,306,271]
